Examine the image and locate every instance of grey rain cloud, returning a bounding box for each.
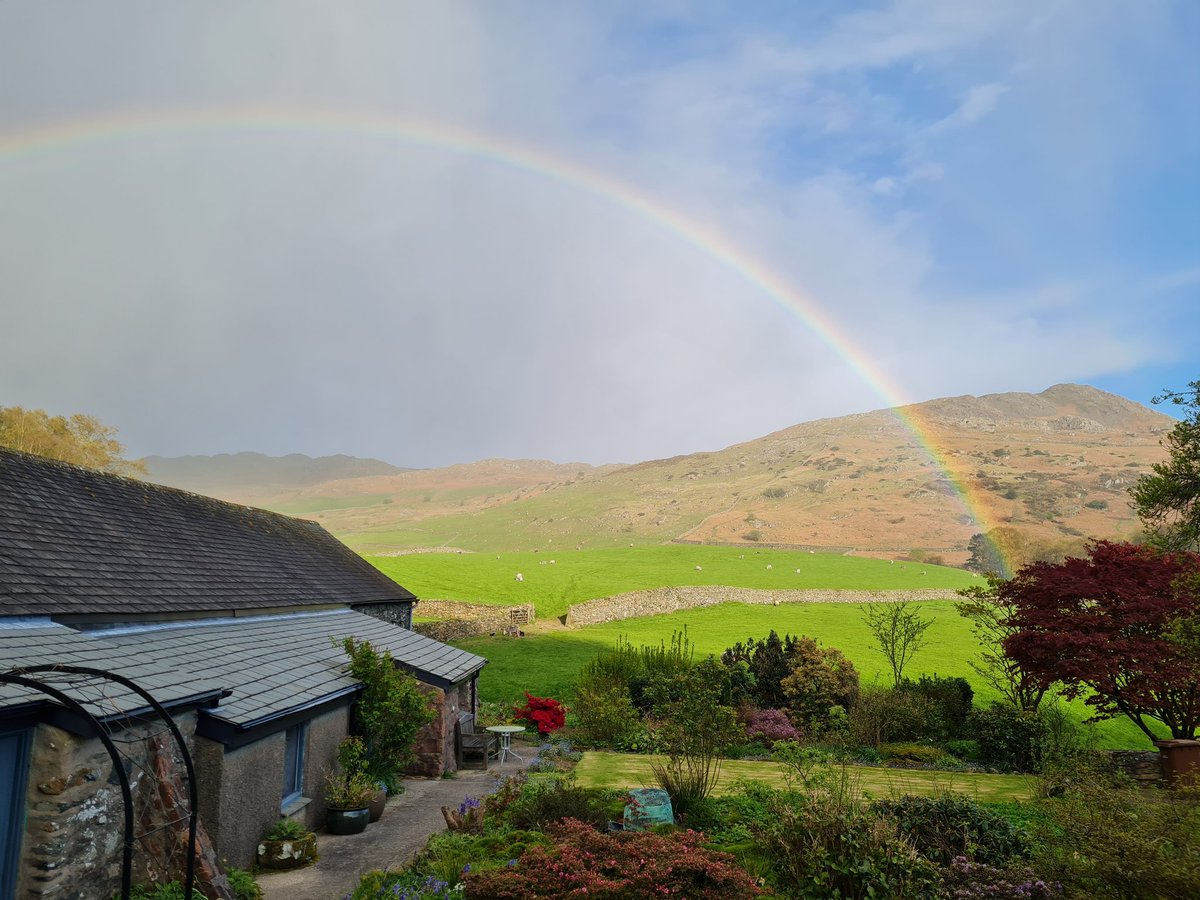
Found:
[0,2,1193,466]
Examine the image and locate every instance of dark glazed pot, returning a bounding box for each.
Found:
[368,788,387,822]
[326,807,370,835]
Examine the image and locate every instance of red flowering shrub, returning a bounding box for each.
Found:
[462,818,762,898]
[513,692,567,735]
[745,708,801,745]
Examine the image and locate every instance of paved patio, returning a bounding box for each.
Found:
[257,750,536,900]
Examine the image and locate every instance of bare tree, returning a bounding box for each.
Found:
[861,601,933,687]
[955,575,1049,711]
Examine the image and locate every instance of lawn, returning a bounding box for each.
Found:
[371,545,975,620]
[573,751,1034,802]
[454,600,1158,749]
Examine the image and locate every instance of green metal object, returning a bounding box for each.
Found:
[623,788,674,831]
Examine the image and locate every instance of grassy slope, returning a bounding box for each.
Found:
[371,546,976,620]
[573,752,1034,802]
[455,600,1155,749]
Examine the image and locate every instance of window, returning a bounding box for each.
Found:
[1,728,32,899]
[282,723,307,807]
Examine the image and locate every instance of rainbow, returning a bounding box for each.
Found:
[0,105,1004,565]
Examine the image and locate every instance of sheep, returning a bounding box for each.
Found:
[515,573,524,582]
[766,564,773,570]
[695,565,702,571]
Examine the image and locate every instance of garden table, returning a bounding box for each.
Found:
[485,724,525,765]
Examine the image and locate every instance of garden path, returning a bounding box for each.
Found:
[257,755,532,900]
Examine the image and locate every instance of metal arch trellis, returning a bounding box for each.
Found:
[0,664,199,900]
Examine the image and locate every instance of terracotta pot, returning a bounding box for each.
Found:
[368,788,387,822]
[1155,739,1200,785]
[326,807,370,835]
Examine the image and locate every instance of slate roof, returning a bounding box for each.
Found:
[0,449,415,617]
[0,621,227,719]
[98,609,487,726]
[1,610,486,727]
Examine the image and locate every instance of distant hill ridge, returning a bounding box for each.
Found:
[143,451,413,493]
[141,385,1176,558]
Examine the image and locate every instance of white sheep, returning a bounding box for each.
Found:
[766,564,773,570]
[695,565,702,571]
[795,569,801,574]
[515,573,524,582]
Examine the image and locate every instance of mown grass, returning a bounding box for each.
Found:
[573,751,1034,802]
[371,545,975,620]
[454,600,1157,749]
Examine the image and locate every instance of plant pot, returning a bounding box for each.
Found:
[367,788,387,822]
[257,833,319,870]
[326,806,370,835]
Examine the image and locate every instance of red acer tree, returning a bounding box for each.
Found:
[1000,541,1200,741]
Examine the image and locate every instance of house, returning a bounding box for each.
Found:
[0,448,488,897]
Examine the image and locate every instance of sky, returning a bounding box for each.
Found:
[1,1,1197,468]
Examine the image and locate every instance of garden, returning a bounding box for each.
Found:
[347,538,1200,898]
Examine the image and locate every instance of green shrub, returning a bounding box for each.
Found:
[1033,782,1200,898]
[945,739,981,761]
[410,829,553,888]
[874,794,1031,866]
[750,784,942,898]
[264,818,308,841]
[571,676,641,746]
[349,871,458,899]
[968,704,1049,773]
[780,636,860,728]
[501,777,611,832]
[343,637,437,790]
[878,742,950,765]
[849,683,935,746]
[226,870,263,900]
[897,674,973,741]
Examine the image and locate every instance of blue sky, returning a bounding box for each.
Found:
[0,1,1197,464]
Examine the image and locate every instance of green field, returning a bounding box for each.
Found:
[371,546,976,620]
[454,600,1157,750]
[573,751,1034,802]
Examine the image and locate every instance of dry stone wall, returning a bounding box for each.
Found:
[563,587,962,627]
[412,600,535,641]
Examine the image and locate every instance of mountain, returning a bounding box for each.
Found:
[143,452,414,496]
[149,386,1175,560]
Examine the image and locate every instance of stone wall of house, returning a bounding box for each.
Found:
[407,684,447,777]
[562,587,962,627]
[353,601,414,630]
[16,711,232,900]
[194,705,350,870]
[411,601,535,641]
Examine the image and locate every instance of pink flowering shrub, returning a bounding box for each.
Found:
[462,818,762,899]
[745,708,801,745]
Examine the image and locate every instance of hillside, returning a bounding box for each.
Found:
[142,451,414,497]
[153,385,1174,558]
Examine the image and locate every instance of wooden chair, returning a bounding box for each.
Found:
[458,712,498,769]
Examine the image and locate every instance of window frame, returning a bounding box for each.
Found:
[281,722,308,809]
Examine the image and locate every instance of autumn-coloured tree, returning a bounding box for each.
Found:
[1000,541,1200,740]
[0,406,144,475]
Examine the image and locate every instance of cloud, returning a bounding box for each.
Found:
[0,1,1194,466]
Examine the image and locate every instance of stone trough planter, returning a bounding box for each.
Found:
[256,832,319,870]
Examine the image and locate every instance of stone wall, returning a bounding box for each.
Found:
[1107,750,1163,785]
[562,586,962,627]
[16,712,233,899]
[412,600,535,641]
[407,684,447,777]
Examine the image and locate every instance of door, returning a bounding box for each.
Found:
[0,727,32,898]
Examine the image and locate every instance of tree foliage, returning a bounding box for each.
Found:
[861,601,934,687]
[778,636,860,725]
[1131,379,1200,552]
[0,405,144,475]
[956,575,1049,711]
[1000,541,1200,740]
[342,637,437,788]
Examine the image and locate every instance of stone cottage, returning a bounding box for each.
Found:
[0,448,487,897]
